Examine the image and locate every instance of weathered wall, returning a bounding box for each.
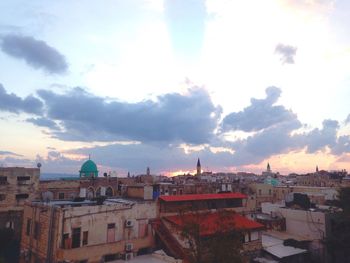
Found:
[20,201,157,263]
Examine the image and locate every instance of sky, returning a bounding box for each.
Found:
[1,0,350,176]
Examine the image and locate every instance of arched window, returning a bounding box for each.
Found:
[106,187,114,197]
[87,187,95,199]
[96,187,101,197]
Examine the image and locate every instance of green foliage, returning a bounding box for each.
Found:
[325,187,350,262]
[0,228,19,263]
[179,210,244,263]
[338,187,350,215]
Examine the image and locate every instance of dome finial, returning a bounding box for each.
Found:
[89,154,91,160]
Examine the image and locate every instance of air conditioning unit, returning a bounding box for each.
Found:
[125,219,134,228]
[125,243,133,251]
[124,253,133,261]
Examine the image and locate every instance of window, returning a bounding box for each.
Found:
[258,189,262,196]
[72,228,81,248]
[0,194,5,201]
[138,220,148,238]
[6,221,14,229]
[107,223,115,243]
[17,176,30,181]
[16,193,29,200]
[62,233,70,249]
[86,188,94,199]
[0,176,8,185]
[104,254,118,262]
[269,189,272,195]
[58,192,65,200]
[250,231,259,241]
[82,231,88,246]
[96,187,101,197]
[106,187,113,197]
[26,219,32,236]
[17,176,30,185]
[34,222,40,239]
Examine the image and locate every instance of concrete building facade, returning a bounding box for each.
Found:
[0,167,40,240]
[19,199,157,263]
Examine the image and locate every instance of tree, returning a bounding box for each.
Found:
[179,210,245,263]
[0,227,19,263]
[326,187,350,263]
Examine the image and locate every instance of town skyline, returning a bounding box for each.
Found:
[1,0,350,175]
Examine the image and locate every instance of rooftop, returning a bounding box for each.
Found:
[165,211,264,236]
[115,250,182,263]
[32,198,137,208]
[159,192,247,202]
[262,234,307,259]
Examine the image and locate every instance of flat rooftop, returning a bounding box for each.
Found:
[32,198,138,207]
[262,234,307,259]
[115,251,181,263]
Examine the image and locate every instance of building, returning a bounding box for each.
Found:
[79,158,98,178]
[153,193,264,262]
[248,183,274,210]
[158,211,264,261]
[296,170,345,187]
[39,159,120,201]
[0,167,40,240]
[158,192,247,217]
[261,201,341,263]
[19,198,157,263]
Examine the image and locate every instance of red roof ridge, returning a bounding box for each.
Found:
[164,211,264,236]
[159,192,247,202]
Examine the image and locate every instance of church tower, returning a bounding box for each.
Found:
[196,158,201,176]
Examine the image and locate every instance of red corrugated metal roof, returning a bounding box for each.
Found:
[165,212,264,236]
[159,192,247,202]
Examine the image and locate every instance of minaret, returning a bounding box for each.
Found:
[316,165,319,173]
[146,167,150,176]
[196,158,201,176]
[267,162,271,172]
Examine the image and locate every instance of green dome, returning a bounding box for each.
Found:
[80,159,98,178]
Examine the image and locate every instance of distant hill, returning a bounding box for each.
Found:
[40,173,79,180]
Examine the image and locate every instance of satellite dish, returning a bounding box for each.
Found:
[37,163,42,168]
[42,191,53,203]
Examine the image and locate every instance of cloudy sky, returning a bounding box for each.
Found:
[1,0,350,176]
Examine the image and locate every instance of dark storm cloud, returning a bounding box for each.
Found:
[0,156,33,167]
[26,117,60,130]
[222,87,298,132]
[0,84,43,114]
[275,43,297,64]
[302,120,339,153]
[37,87,221,144]
[164,0,207,58]
[0,34,68,74]
[68,142,237,174]
[219,87,350,165]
